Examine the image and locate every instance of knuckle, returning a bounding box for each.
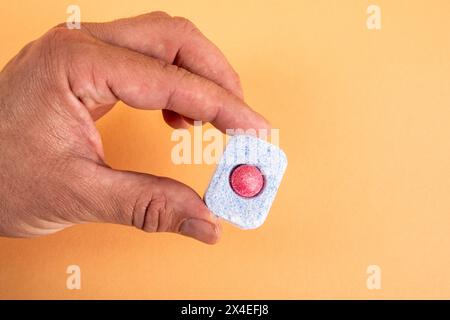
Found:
[158,59,190,85]
[53,22,68,29]
[41,24,94,56]
[231,70,243,95]
[146,10,171,19]
[232,69,242,84]
[171,16,197,33]
[145,194,169,233]
[41,28,104,106]
[160,59,186,76]
[38,25,87,67]
[44,25,79,45]
[132,182,173,233]
[157,61,191,109]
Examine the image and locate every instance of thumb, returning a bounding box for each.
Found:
[77,164,221,244]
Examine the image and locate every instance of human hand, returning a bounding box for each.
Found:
[0,12,269,244]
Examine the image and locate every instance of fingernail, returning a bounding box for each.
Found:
[179,219,219,244]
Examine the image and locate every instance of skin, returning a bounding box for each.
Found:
[0,12,270,244]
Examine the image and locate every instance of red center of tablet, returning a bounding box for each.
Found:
[230,165,264,198]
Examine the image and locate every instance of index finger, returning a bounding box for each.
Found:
[64,33,270,132]
[82,12,244,99]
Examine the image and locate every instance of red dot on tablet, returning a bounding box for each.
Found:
[230,164,265,198]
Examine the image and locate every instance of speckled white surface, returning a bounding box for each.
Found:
[204,134,287,229]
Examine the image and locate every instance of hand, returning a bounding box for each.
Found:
[0,12,269,244]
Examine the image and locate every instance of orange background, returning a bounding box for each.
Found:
[1,0,450,299]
